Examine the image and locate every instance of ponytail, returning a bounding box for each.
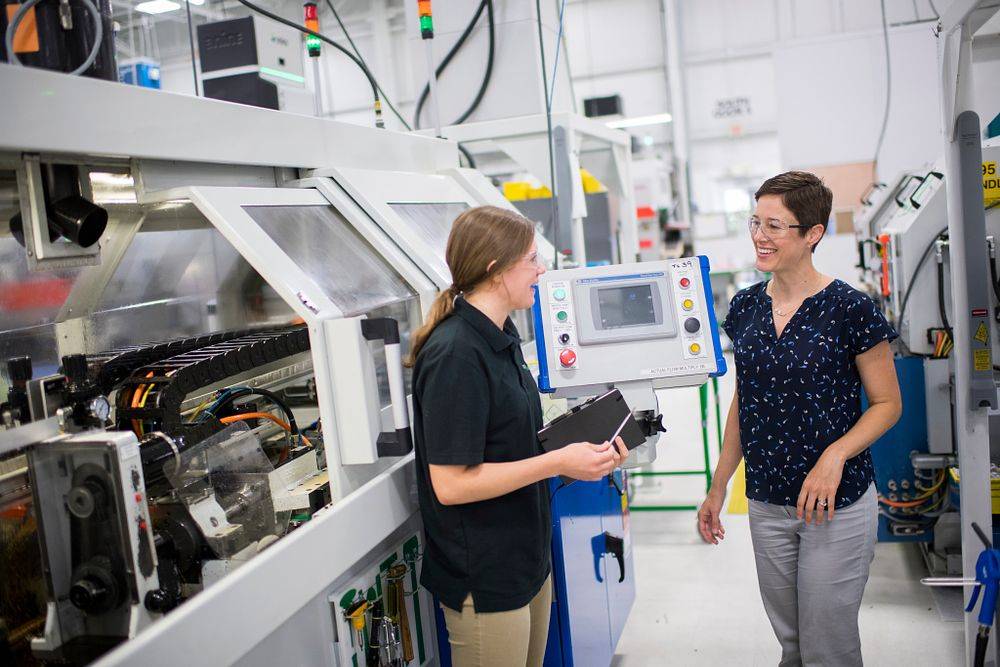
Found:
[405,206,536,367]
[405,286,460,367]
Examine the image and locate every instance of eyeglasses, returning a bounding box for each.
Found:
[521,251,546,269]
[747,216,810,239]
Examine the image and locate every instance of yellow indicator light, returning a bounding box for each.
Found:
[682,298,694,310]
[689,343,701,354]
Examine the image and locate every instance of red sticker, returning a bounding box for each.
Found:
[972,308,988,317]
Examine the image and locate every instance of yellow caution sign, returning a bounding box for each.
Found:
[985,161,1000,205]
[975,321,990,345]
[974,348,993,372]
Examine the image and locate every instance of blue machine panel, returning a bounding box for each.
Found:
[866,356,933,542]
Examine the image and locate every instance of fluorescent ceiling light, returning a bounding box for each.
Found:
[606,113,673,129]
[188,0,205,4]
[135,0,180,14]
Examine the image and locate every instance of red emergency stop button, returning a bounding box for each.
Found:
[679,277,691,288]
[559,349,577,367]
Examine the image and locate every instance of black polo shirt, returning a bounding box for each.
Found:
[412,297,550,613]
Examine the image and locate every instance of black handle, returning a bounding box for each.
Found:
[910,171,945,210]
[361,318,413,458]
[857,240,868,271]
[604,532,625,583]
[895,174,926,208]
[860,182,885,206]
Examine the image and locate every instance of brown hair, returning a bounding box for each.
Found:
[754,171,833,252]
[405,205,536,366]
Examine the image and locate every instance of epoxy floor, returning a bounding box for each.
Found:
[614,361,966,665]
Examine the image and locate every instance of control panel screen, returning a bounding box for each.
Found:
[597,284,656,329]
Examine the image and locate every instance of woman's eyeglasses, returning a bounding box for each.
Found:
[522,251,546,268]
[747,216,810,239]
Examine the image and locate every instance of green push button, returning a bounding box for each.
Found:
[556,311,568,322]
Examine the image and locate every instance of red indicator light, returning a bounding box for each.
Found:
[680,277,691,288]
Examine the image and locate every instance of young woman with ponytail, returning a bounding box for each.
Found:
[410,206,628,666]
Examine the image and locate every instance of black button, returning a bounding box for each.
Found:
[558,333,571,344]
[684,317,701,333]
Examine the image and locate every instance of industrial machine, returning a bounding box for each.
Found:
[530,258,725,665]
[851,138,1000,568]
[0,64,553,666]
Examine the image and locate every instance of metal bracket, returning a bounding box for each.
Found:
[16,154,101,271]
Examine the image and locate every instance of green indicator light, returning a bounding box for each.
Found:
[556,311,568,322]
[420,15,434,31]
[306,35,321,55]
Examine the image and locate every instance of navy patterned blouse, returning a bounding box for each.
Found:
[722,279,898,509]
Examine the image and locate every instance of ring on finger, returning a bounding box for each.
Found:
[818,499,829,508]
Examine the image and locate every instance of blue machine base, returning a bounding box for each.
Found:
[866,356,934,543]
[434,471,635,666]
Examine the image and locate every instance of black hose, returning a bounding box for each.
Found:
[897,227,948,330]
[209,388,300,436]
[990,247,1000,305]
[452,0,495,125]
[535,0,559,262]
[323,0,411,131]
[457,144,477,169]
[974,631,988,667]
[413,0,490,129]
[235,0,384,126]
[937,257,951,333]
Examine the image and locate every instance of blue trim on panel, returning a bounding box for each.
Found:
[576,272,665,284]
[533,285,554,393]
[699,255,728,378]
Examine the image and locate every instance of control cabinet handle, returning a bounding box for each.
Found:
[361,318,412,457]
[604,532,626,583]
[895,174,925,208]
[909,171,944,210]
[860,181,885,206]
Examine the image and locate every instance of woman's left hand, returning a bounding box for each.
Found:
[796,448,846,525]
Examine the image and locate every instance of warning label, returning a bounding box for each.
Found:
[986,162,1000,205]
[975,322,990,345]
[974,349,993,372]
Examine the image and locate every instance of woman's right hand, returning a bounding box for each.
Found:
[697,489,726,544]
[556,439,625,481]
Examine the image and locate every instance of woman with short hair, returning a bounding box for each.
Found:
[697,172,902,666]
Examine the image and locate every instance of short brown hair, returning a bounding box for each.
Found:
[406,206,535,366]
[754,171,832,251]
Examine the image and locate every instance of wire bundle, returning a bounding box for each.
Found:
[187,386,312,456]
[877,469,950,530]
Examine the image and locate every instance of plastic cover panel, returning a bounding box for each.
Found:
[244,205,416,316]
[166,422,289,558]
[387,202,469,280]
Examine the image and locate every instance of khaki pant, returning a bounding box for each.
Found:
[441,575,552,667]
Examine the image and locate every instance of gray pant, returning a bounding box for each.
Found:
[748,484,878,667]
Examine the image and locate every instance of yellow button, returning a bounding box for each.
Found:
[689,343,701,354]
[682,298,694,311]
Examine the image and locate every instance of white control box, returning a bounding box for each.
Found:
[533,258,726,395]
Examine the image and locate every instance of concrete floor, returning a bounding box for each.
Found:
[613,511,965,666]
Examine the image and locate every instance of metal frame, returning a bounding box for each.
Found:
[936,2,1000,663]
[415,113,640,267]
[0,64,456,174]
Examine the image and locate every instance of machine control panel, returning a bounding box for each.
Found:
[533,258,726,393]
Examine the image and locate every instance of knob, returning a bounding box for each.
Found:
[559,349,577,368]
[70,578,109,612]
[62,353,89,384]
[6,356,32,385]
[684,317,701,333]
[558,333,571,345]
[145,588,176,614]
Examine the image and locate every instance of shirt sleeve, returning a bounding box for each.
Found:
[722,291,744,340]
[846,294,898,356]
[418,353,489,465]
